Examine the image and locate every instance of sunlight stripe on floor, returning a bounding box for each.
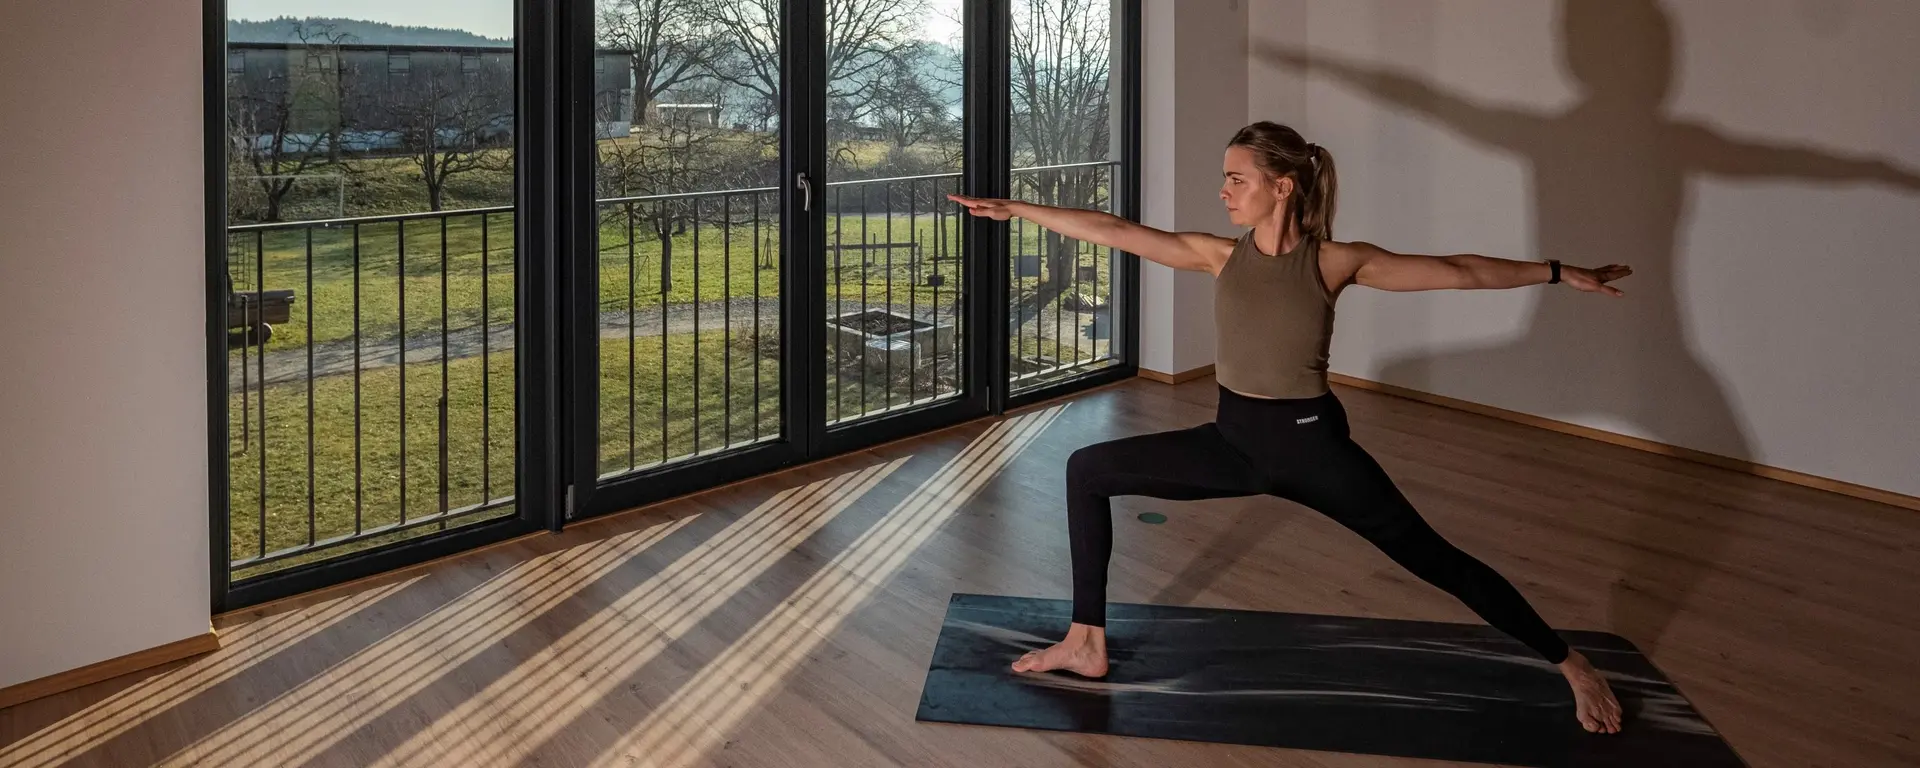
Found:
[591,405,1067,768]
[364,458,904,768]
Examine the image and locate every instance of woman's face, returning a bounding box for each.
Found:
[1220,145,1291,227]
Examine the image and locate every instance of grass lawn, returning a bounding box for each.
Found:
[235,208,1116,362]
[234,210,1018,354]
[231,139,1118,358]
[227,329,961,579]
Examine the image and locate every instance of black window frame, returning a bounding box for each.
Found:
[205,0,1141,613]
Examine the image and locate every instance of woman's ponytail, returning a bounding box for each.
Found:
[1300,142,1338,240]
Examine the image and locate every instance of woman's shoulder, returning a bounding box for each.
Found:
[1224,229,1259,254]
[1311,238,1384,290]
[1314,238,1367,264]
[1213,230,1255,268]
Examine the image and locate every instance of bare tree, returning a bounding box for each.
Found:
[699,0,927,122]
[693,0,779,115]
[1009,0,1112,321]
[867,43,957,152]
[596,86,769,290]
[596,0,726,125]
[226,23,355,222]
[854,41,962,201]
[374,56,514,211]
[1011,0,1111,167]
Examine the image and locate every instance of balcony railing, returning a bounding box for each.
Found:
[1008,160,1123,390]
[224,160,1122,577]
[226,206,518,577]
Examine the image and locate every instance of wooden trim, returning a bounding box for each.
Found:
[0,628,221,710]
[1329,372,1920,512]
[215,531,548,624]
[1138,363,1215,385]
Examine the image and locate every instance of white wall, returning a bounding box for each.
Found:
[0,0,211,688]
[1250,0,1920,497]
[1137,0,1249,375]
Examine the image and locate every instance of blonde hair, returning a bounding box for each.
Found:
[1227,121,1338,240]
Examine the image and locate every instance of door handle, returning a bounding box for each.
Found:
[796,172,813,212]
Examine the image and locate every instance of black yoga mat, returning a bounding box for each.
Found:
[915,594,1744,768]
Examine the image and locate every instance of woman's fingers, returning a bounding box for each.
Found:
[948,193,1012,207]
[1566,268,1626,297]
[948,194,1013,219]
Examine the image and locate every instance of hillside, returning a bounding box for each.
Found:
[228,17,507,47]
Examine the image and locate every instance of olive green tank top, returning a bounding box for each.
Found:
[1213,231,1336,399]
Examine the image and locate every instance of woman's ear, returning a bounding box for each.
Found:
[1273,174,1295,202]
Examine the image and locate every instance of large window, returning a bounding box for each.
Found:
[211,0,1137,610]
[218,10,522,594]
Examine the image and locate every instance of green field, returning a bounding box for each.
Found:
[228,328,975,578]
[232,207,1110,358]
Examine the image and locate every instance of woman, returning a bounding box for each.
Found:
[949,121,1630,734]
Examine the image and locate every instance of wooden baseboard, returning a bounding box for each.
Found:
[0,628,221,710]
[1138,364,1215,385]
[1328,372,1920,512]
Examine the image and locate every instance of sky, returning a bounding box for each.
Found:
[230,0,964,46]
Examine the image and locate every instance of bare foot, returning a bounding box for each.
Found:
[1011,622,1109,677]
[1559,650,1623,734]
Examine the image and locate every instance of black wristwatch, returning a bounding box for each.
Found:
[1546,259,1561,284]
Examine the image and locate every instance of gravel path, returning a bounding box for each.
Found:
[231,297,993,390]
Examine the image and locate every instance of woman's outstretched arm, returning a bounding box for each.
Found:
[949,194,1235,274]
[1325,240,1632,296]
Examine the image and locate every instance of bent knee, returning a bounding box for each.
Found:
[1066,443,1123,491]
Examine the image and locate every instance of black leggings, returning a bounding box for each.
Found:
[1065,385,1569,663]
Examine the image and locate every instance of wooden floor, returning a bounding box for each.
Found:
[3,378,1917,767]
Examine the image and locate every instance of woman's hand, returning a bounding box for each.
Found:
[1561,264,1633,297]
[948,194,1020,221]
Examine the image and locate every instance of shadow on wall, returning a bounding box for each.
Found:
[1256,0,1920,654]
